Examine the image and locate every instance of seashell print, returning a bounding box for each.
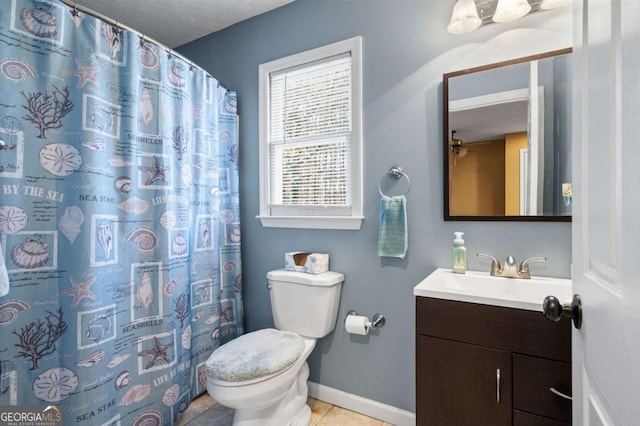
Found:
[96,222,113,260]
[76,349,105,367]
[219,130,231,142]
[108,156,133,167]
[33,367,78,403]
[199,220,210,248]
[91,106,115,132]
[118,384,151,406]
[229,226,241,243]
[138,41,160,70]
[115,371,131,390]
[168,64,186,88]
[0,300,30,326]
[137,272,153,309]
[20,7,58,38]
[159,211,176,230]
[219,209,234,225]
[131,410,162,426]
[106,354,131,368]
[101,23,121,59]
[162,384,180,407]
[225,96,237,114]
[114,177,132,193]
[81,138,105,151]
[172,233,187,256]
[116,197,149,214]
[138,88,154,126]
[198,369,207,386]
[39,143,82,176]
[180,164,192,185]
[58,206,84,244]
[211,327,220,342]
[163,279,179,296]
[86,313,112,343]
[204,315,219,325]
[0,206,28,234]
[181,325,192,350]
[125,226,160,254]
[223,261,235,272]
[11,239,49,269]
[0,58,37,83]
[192,310,202,322]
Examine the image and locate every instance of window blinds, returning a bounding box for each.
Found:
[268,54,352,212]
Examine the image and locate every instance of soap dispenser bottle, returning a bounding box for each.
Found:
[452,232,467,274]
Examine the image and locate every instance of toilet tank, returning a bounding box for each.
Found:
[267,270,344,338]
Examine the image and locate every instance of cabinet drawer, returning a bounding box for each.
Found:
[514,410,570,426]
[513,354,572,422]
[416,297,571,362]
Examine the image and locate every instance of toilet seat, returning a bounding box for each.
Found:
[206,328,305,386]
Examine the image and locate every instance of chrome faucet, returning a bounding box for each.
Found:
[476,253,547,279]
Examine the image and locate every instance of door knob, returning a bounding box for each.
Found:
[543,294,582,329]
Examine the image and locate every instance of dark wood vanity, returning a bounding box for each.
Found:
[416,297,572,425]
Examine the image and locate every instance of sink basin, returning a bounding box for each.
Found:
[413,268,572,312]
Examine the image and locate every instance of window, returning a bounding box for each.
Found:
[257,37,363,230]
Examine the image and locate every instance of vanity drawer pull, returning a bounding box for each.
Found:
[496,368,501,404]
[549,387,572,401]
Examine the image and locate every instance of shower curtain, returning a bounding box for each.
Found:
[0,0,243,424]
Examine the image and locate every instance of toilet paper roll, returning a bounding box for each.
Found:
[345,315,370,336]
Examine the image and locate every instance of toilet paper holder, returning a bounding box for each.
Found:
[345,311,386,329]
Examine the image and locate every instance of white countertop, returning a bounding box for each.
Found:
[413,268,572,312]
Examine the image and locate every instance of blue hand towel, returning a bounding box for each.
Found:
[0,249,9,297]
[377,195,408,258]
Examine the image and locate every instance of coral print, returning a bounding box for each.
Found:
[0,0,242,423]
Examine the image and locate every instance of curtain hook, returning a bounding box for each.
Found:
[139,34,145,46]
[71,1,79,17]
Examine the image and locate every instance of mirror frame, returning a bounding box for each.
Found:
[443,48,573,222]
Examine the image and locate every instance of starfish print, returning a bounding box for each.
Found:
[61,276,97,308]
[138,156,168,186]
[64,58,100,88]
[137,336,173,369]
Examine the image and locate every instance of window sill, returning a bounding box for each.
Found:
[256,215,364,230]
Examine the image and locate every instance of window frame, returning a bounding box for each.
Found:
[257,36,363,230]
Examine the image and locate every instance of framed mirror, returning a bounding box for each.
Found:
[443,48,572,221]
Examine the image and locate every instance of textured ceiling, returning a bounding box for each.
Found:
[64,0,295,48]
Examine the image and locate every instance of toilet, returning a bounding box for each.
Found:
[205,269,344,426]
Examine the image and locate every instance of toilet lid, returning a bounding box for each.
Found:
[205,328,305,382]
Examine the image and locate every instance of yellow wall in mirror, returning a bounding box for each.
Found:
[504,132,528,215]
[449,139,505,216]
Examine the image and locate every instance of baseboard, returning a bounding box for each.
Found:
[307,381,416,426]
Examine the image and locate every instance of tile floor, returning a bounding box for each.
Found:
[174,393,393,426]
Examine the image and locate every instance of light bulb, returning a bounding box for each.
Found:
[493,0,532,23]
[447,0,482,35]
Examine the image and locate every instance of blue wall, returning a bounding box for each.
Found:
[178,0,572,413]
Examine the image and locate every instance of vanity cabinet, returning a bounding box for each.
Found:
[416,297,571,426]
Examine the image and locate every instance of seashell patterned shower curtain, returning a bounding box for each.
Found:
[0,0,243,424]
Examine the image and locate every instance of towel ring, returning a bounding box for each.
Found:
[378,166,411,197]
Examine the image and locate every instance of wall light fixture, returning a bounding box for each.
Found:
[447,0,571,34]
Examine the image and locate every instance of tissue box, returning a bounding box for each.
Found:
[285,252,329,274]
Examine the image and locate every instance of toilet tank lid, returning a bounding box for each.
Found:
[267,270,344,286]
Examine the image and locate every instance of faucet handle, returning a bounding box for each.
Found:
[476,253,501,276]
[518,256,547,278]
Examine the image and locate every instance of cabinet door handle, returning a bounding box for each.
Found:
[496,369,501,404]
[549,387,573,400]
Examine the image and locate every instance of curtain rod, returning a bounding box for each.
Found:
[56,0,227,89]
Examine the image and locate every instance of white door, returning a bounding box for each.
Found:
[571,0,640,424]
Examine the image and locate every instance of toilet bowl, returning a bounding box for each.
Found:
[205,270,344,426]
[206,332,316,426]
